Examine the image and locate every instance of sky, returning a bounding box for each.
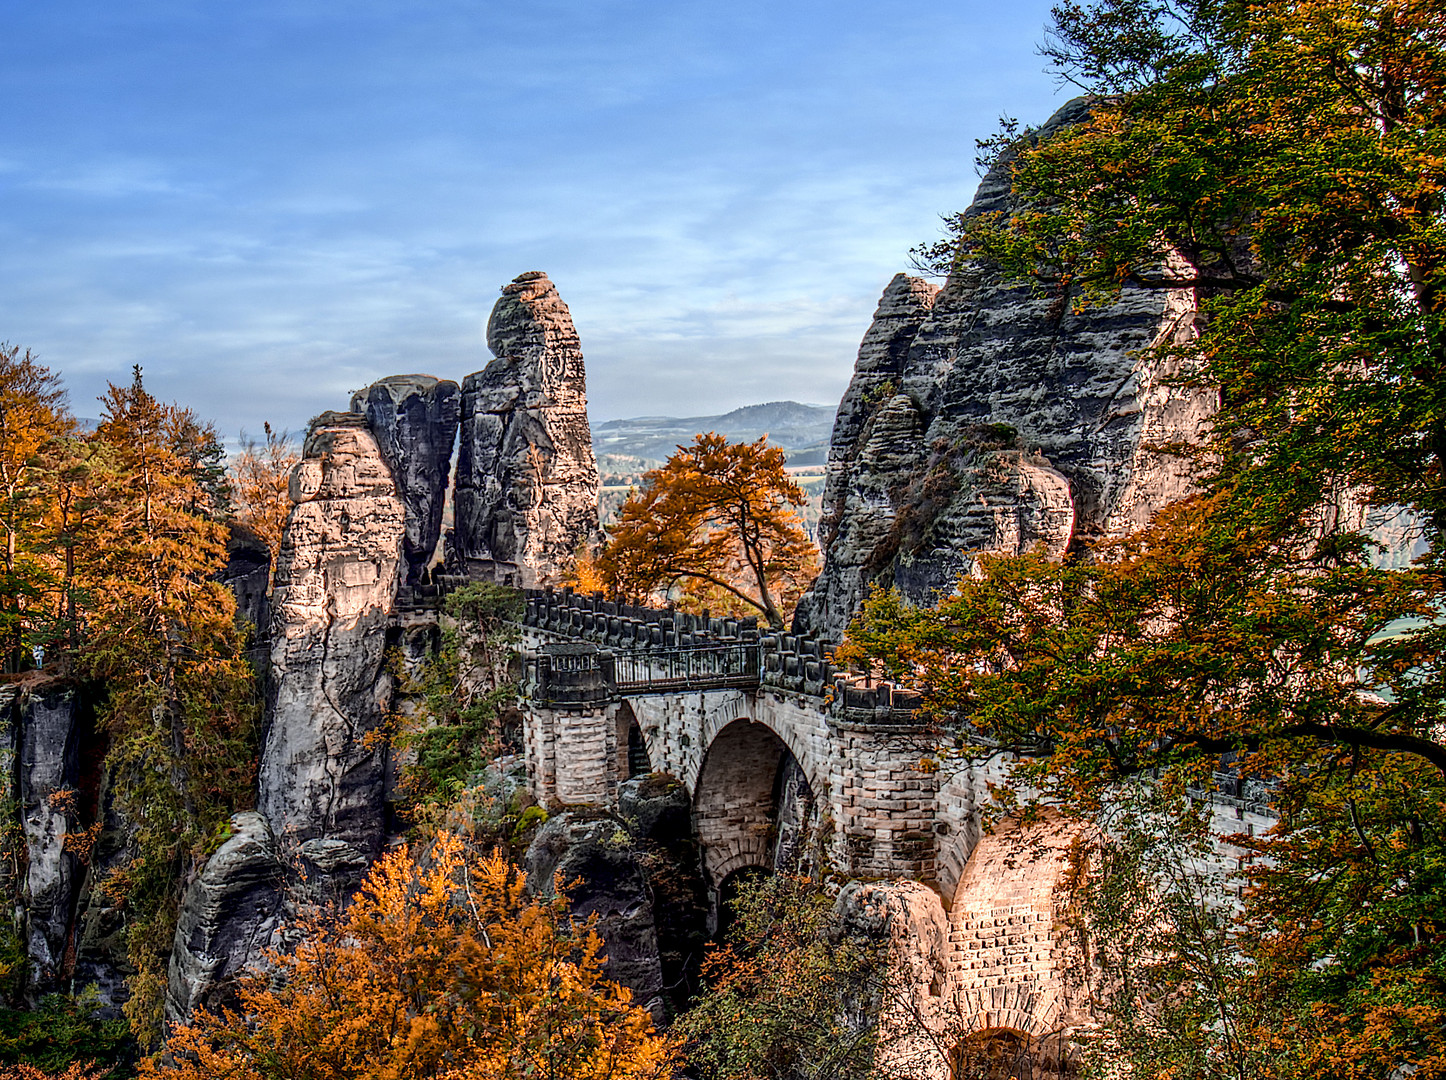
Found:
[4,0,1070,438]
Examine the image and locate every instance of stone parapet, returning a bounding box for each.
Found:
[520,586,922,721]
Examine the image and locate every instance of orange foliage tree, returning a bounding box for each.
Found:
[590,434,817,628]
[0,344,74,671]
[144,832,678,1080]
[228,421,298,569]
[79,368,259,1044]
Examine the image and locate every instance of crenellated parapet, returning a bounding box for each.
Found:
[519,586,923,719]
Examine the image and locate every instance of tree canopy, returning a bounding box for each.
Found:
[853,0,1446,1074]
[923,0,1446,543]
[585,433,818,629]
[145,833,677,1080]
[228,421,299,568]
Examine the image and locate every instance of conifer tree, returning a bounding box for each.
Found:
[80,368,259,1045]
[0,344,73,671]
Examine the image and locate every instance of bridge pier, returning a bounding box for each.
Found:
[526,703,624,806]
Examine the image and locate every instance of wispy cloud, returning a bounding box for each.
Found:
[4,0,1068,435]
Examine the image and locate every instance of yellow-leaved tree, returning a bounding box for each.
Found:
[80,368,259,1044]
[0,343,74,671]
[228,421,299,569]
[589,433,817,628]
[145,832,678,1080]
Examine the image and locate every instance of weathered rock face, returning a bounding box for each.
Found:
[221,522,272,670]
[258,411,405,866]
[0,682,132,1011]
[453,272,601,587]
[524,811,667,1022]
[350,375,462,585]
[12,684,80,989]
[836,879,954,1079]
[616,774,710,1011]
[165,812,286,1022]
[795,99,1216,641]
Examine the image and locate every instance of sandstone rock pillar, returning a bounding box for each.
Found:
[257,411,405,867]
[350,374,462,585]
[453,272,601,586]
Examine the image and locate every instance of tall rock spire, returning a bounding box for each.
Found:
[452,271,602,586]
[350,374,462,585]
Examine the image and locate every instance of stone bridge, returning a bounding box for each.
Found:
[520,586,940,892]
[519,586,1277,1067]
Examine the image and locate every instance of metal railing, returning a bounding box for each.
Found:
[612,643,760,694]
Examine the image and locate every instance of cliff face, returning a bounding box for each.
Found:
[795,99,1215,641]
[350,375,462,585]
[258,411,405,862]
[453,272,602,587]
[3,684,80,991]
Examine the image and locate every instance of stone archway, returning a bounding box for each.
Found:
[692,718,818,911]
[947,1027,1075,1080]
[612,700,653,781]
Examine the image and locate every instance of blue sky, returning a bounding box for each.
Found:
[4,0,1068,437]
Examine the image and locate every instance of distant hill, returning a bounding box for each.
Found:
[592,401,835,467]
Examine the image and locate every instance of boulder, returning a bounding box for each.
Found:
[350,375,462,585]
[165,812,286,1022]
[524,811,667,1022]
[617,774,710,1010]
[453,272,602,586]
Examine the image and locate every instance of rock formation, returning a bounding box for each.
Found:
[165,812,286,1022]
[615,774,710,1010]
[2,683,80,990]
[169,413,408,1019]
[794,98,1215,642]
[524,811,668,1022]
[257,411,405,866]
[453,272,602,586]
[350,375,462,585]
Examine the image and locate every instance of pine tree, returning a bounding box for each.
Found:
[0,344,74,671]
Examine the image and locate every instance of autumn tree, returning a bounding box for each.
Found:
[591,434,817,628]
[854,1,1446,1071]
[921,0,1446,546]
[228,421,298,568]
[80,368,259,1045]
[144,832,678,1080]
[0,344,74,670]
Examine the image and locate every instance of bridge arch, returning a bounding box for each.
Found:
[692,717,819,905]
[612,700,654,780]
[947,1026,1073,1080]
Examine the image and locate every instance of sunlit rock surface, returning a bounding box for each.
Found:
[795,98,1216,641]
[258,411,404,863]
